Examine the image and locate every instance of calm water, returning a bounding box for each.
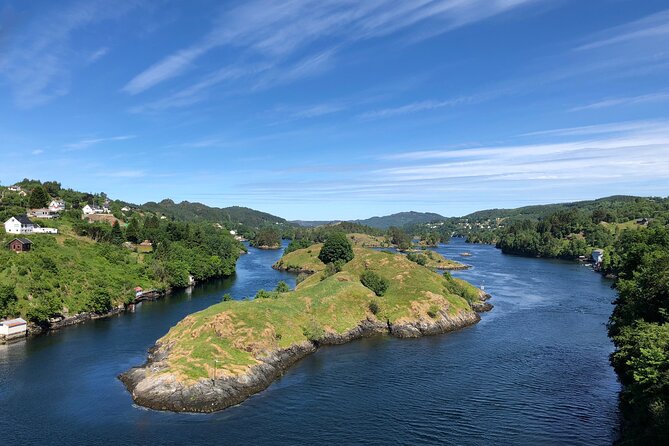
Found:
[0,239,620,445]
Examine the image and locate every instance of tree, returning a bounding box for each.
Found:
[110,221,125,245]
[29,185,49,209]
[126,217,141,243]
[0,285,18,318]
[388,226,412,250]
[318,232,354,264]
[251,227,281,248]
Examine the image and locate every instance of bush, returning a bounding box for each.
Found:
[407,252,428,266]
[275,281,290,293]
[302,319,325,342]
[318,232,354,265]
[255,289,277,299]
[368,300,380,315]
[360,270,389,297]
[222,293,233,301]
[427,304,440,319]
[0,285,18,318]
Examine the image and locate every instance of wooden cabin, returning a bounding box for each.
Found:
[7,238,33,253]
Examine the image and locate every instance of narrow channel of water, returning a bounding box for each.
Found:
[0,239,619,445]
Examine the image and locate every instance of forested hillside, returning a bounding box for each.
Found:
[141,199,288,231]
[0,180,242,326]
[605,221,669,443]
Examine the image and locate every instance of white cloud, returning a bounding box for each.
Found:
[87,46,109,63]
[122,0,538,98]
[570,91,669,111]
[576,9,669,51]
[63,135,136,151]
[0,0,138,108]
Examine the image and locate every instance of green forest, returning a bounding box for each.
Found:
[606,222,669,443]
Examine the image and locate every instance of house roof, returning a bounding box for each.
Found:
[7,238,33,245]
[14,215,34,225]
[1,318,27,327]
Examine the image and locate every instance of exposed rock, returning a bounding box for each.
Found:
[120,310,482,413]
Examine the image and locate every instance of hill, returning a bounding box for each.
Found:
[464,195,664,222]
[141,199,289,229]
[355,211,446,229]
[120,244,490,413]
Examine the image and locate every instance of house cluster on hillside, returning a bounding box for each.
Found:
[4,214,58,253]
[82,203,111,215]
[6,185,27,196]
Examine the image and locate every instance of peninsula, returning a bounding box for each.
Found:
[120,241,491,413]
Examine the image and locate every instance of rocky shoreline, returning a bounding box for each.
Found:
[23,289,169,339]
[119,306,486,413]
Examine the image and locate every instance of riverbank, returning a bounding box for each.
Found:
[120,245,491,413]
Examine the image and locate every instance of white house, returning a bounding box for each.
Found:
[4,216,34,234]
[0,318,27,339]
[7,185,22,192]
[49,199,66,212]
[28,208,58,219]
[121,206,131,212]
[82,204,104,215]
[33,224,58,234]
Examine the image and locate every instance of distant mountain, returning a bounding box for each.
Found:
[141,199,289,229]
[290,220,339,227]
[463,195,661,221]
[354,211,446,229]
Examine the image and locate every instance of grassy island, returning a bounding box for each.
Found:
[121,244,491,412]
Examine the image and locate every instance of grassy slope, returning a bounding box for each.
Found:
[407,249,468,269]
[159,246,481,382]
[0,219,159,317]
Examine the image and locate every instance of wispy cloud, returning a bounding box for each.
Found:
[576,9,669,51]
[0,0,138,108]
[570,91,669,111]
[358,87,511,119]
[87,46,109,63]
[123,0,537,103]
[63,135,136,151]
[31,149,45,155]
[376,120,669,183]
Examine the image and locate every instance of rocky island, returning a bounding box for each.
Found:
[120,243,492,413]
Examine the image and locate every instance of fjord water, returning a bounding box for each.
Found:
[0,239,619,445]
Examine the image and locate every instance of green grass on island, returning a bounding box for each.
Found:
[158,245,483,382]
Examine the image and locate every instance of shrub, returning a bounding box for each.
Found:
[407,252,428,266]
[427,304,440,319]
[318,232,354,265]
[361,270,389,297]
[302,319,325,342]
[222,293,233,301]
[255,289,276,299]
[0,285,18,318]
[368,300,380,315]
[275,281,290,293]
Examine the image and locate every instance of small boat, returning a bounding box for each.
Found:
[460,252,472,257]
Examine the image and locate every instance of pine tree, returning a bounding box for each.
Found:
[29,185,49,209]
[110,221,125,245]
[126,217,141,243]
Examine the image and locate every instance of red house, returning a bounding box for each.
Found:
[7,238,32,253]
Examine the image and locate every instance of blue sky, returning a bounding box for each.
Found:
[1,0,668,220]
